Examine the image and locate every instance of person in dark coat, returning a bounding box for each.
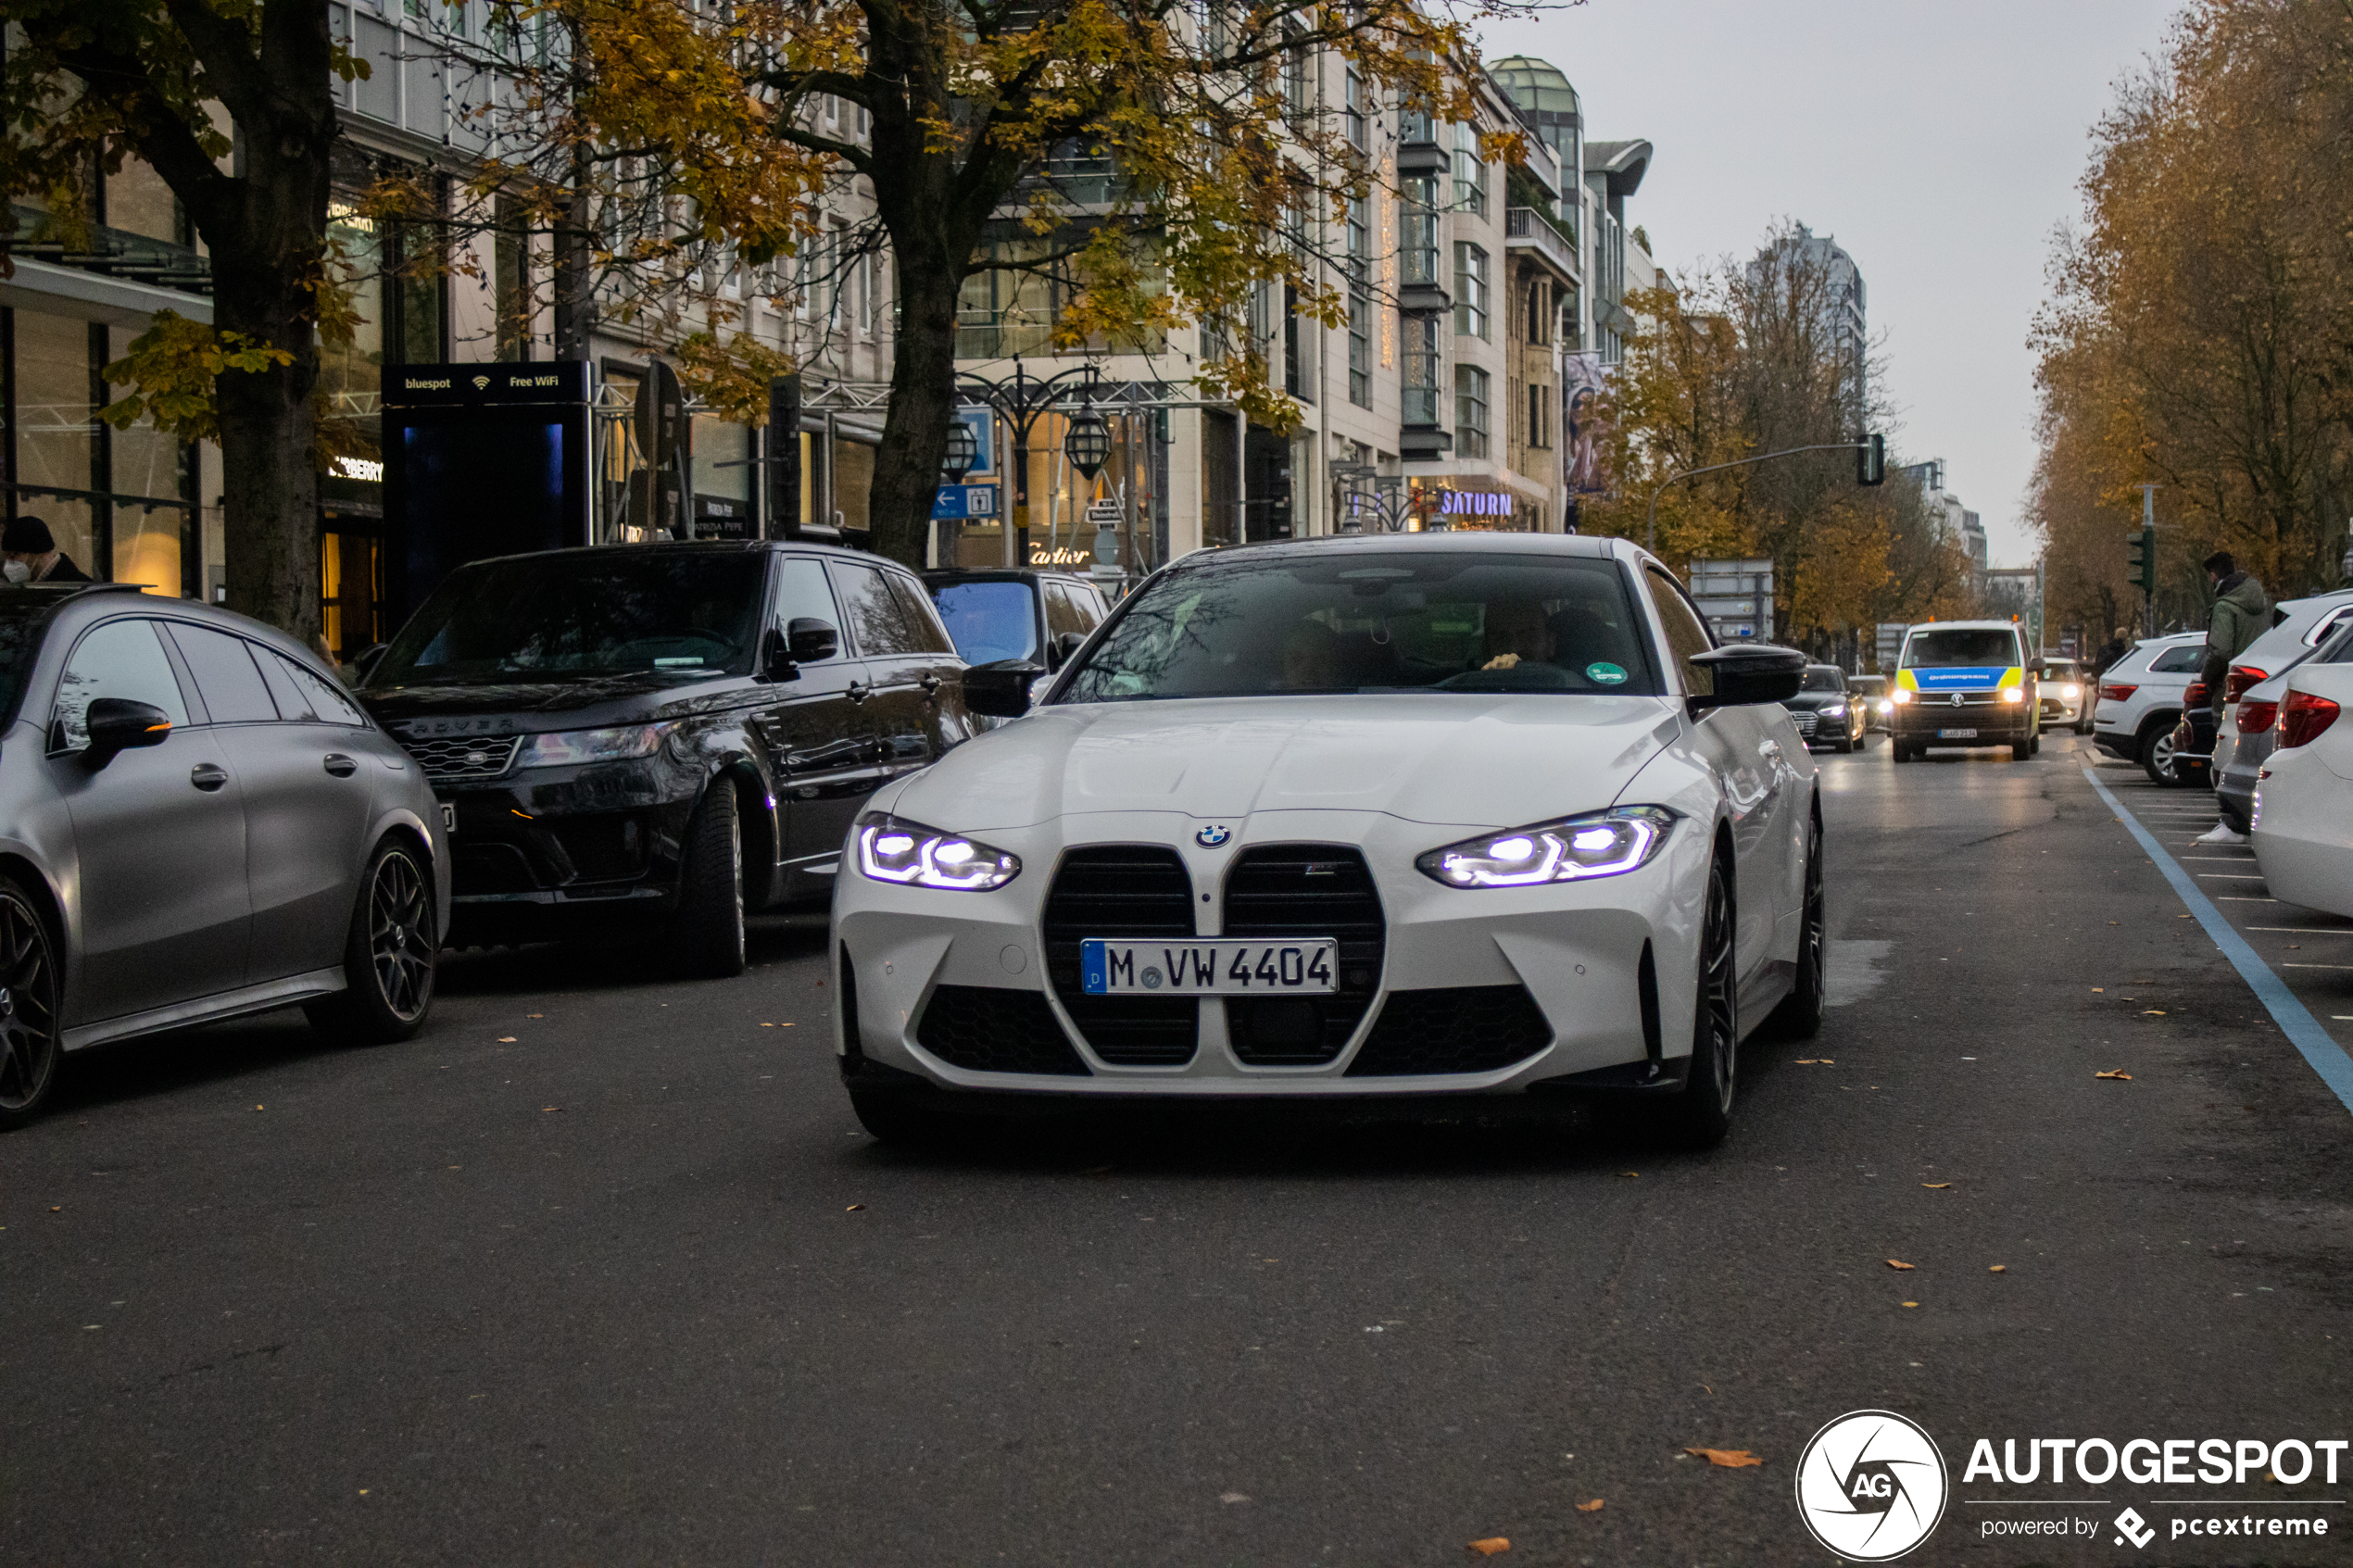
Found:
[2,517,92,584]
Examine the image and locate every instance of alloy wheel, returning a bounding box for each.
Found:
[0,890,58,1115]
[1701,867,1738,1114]
[368,852,434,1022]
[2150,729,2178,781]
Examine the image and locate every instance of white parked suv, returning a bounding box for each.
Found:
[2249,648,2353,918]
[2092,633,2208,785]
[2214,591,2353,831]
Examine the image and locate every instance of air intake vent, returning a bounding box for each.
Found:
[1222,846,1385,1065]
[915,985,1089,1075]
[1346,985,1553,1075]
[1042,847,1199,1066]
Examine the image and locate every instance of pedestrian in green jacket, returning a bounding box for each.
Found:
[2202,549,2270,721]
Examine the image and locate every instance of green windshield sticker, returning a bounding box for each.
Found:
[1586,662,1629,685]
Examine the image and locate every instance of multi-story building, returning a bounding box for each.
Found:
[1751,223,1867,412]
[1901,458,1988,583]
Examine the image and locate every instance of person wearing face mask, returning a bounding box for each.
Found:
[1,517,91,585]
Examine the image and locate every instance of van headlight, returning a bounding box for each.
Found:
[2002,686,2025,704]
[1891,687,1913,705]
[1417,807,1678,888]
[855,813,1022,891]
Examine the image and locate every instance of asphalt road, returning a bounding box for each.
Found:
[6,730,2352,1566]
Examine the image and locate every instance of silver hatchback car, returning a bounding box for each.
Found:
[0,585,450,1127]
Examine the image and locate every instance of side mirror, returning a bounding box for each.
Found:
[1047,630,1086,671]
[2028,656,2046,676]
[786,617,839,664]
[758,627,799,683]
[963,659,1046,719]
[1687,644,1807,713]
[354,643,390,684]
[81,697,173,769]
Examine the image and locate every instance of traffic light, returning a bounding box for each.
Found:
[2126,527,2154,591]
[1856,433,1885,486]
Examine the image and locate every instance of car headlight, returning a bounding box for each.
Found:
[1416,806,1678,888]
[2002,686,2025,704]
[2062,683,2082,702]
[1876,698,1894,714]
[854,813,1021,891]
[1891,687,1912,705]
[1820,702,1846,717]
[517,722,673,768]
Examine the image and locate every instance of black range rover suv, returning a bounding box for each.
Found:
[356,542,974,974]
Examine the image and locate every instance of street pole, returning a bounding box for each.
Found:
[2137,483,2158,639]
[1646,441,1877,553]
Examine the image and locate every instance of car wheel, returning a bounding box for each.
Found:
[1893,740,1911,764]
[1766,812,1825,1041]
[664,775,748,979]
[0,877,62,1130]
[304,835,437,1046]
[849,1086,959,1146]
[1659,856,1738,1149]
[2141,725,2183,787]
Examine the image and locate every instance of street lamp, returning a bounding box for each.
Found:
[1063,409,1112,481]
[941,418,978,483]
[957,358,1107,567]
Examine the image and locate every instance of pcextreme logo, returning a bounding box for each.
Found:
[1794,1410,1951,1561]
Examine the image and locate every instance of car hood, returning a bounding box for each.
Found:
[1783,693,1849,711]
[891,693,1684,833]
[358,673,747,734]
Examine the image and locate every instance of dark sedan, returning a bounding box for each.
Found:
[0,584,449,1128]
[357,542,976,976]
[1783,664,1868,752]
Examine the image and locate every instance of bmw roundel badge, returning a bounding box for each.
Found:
[1195,824,1231,847]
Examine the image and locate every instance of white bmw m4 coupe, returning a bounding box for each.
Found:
[832,533,1823,1148]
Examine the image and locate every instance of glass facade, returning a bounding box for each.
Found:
[1401,316,1441,426]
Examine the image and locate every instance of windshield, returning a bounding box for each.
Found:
[1903,629,2019,669]
[1852,676,1885,695]
[369,552,767,686]
[1059,552,1659,701]
[1800,669,1843,692]
[930,580,1038,664]
[0,596,56,722]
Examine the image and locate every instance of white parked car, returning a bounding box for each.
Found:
[832,534,1824,1150]
[2092,632,2208,785]
[2248,656,2353,918]
[2214,591,2353,832]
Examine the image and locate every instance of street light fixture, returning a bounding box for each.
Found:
[941,418,978,483]
[1063,409,1112,481]
[957,358,1107,566]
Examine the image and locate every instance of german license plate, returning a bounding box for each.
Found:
[438,801,457,833]
[1937,728,1979,739]
[1079,938,1337,995]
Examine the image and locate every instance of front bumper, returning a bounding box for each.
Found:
[832,809,1710,1099]
[1891,698,2033,745]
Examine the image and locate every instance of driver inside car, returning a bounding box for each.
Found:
[1480,600,1558,671]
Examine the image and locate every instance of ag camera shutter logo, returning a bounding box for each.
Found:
[1794,1410,1949,1561]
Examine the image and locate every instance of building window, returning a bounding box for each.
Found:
[1527,383,1552,449]
[1453,123,1486,218]
[1402,316,1441,426]
[1399,106,1434,144]
[1344,66,1366,151]
[1453,243,1488,339]
[1347,194,1371,408]
[1281,26,1308,119]
[1455,366,1491,458]
[1401,177,1440,287]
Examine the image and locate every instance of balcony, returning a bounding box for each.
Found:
[1504,207,1579,283]
[7,205,212,295]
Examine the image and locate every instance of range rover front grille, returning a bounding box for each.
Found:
[1345,985,1553,1075]
[1222,846,1385,1065]
[400,734,522,784]
[1042,847,1200,1066]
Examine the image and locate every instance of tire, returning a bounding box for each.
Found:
[2141,723,2184,787]
[1766,810,1825,1041]
[1893,739,1912,764]
[0,876,63,1130]
[1659,856,1738,1149]
[303,835,437,1046]
[1832,731,1854,754]
[849,1087,959,1147]
[664,776,748,979]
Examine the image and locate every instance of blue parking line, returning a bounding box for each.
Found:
[2083,767,2353,1117]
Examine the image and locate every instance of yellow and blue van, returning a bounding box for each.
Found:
[1887,620,2041,762]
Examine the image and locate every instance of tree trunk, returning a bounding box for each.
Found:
[868,246,963,568]
[214,282,323,646]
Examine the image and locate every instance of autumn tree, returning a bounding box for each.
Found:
[0,0,369,642]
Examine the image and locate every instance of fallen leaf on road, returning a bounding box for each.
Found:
[1921,1183,1951,1189]
[1902,1301,1919,1308]
[1576,1499,1604,1512]
[49,1206,60,1212]
[1989,1265,2007,1273]
[761,1022,774,1028]
[497,1035,518,1042]
[2141,1010,2166,1017]
[1219,1492,1249,1504]
[541,1106,562,1112]
[1466,1538,1510,1556]
[845,1203,864,1211]
[253,1104,265,1111]
[2093,987,2104,992]
[1617,1171,1638,1178]
[2095,1070,2133,1081]
[1886,1260,1916,1271]
[2108,921,2120,925]
[1795,1059,1820,1064]
[527,1014,543,1019]
[1684,1449,1764,1468]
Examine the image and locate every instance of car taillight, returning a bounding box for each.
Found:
[2183,681,2208,709]
[2226,667,2267,702]
[2099,684,2138,702]
[2277,688,2342,749]
[2238,698,2279,734]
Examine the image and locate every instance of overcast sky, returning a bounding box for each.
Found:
[1478,0,2182,567]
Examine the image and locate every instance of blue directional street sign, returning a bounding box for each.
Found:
[932,483,1000,521]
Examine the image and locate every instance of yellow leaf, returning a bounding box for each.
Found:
[1466,1537,1510,1555]
[1684,1448,1763,1468]
[1575,1499,1604,1512]
[497,1035,518,1042]
[846,1203,864,1211]
[1617,1171,1638,1178]
[2092,987,2105,992]
[1989,1264,2007,1273]
[2141,1010,2166,1017]
[2095,1070,2133,1080]
[1921,1183,1951,1188]
[1885,1260,1916,1270]
[1901,1300,1920,1308]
